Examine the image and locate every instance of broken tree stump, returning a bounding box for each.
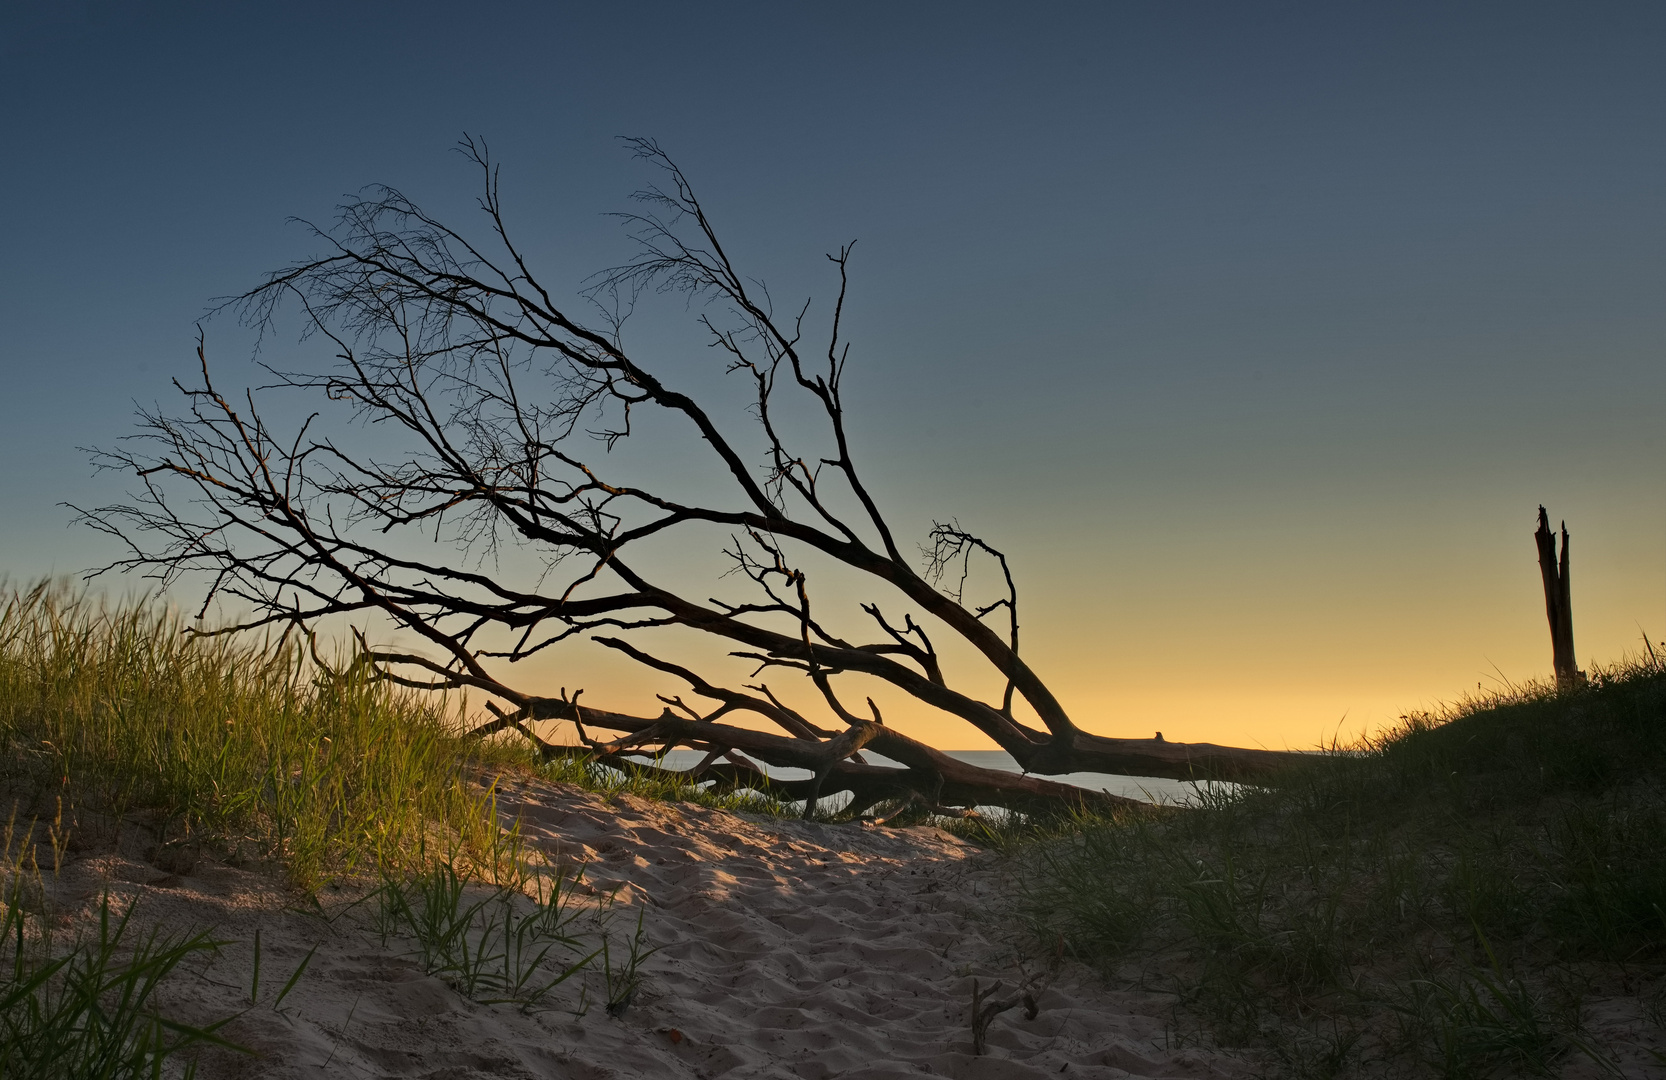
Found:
[1533,506,1586,692]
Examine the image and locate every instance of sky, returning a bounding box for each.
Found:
[2,1,1662,753]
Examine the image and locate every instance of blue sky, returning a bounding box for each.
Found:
[2,1,1661,747]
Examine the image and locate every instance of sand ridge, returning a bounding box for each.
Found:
[32,779,1253,1078]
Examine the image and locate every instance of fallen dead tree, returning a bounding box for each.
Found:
[80,136,1299,818]
[475,696,1158,818]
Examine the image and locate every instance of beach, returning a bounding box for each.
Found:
[33,777,1249,1079]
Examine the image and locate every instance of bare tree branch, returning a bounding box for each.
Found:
[77,137,1300,819]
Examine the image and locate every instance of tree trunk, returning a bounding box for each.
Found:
[1534,506,1585,692]
[477,698,1299,819]
[88,141,1315,822]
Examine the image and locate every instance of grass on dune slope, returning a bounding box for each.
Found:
[0,584,547,1076]
[0,583,535,891]
[0,584,709,1075]
[0,583,796,892]
[7,581,1664,1077]
[1012,650,1666,1078]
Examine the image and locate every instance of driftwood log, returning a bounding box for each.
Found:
[80,137,1303,818]
[465,693,1287,817]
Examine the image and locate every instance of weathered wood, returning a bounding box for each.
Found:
[1534,506,1586,692]
[476,698,1277,816]
[1014,730,1298,782]
[93,141,1311,822]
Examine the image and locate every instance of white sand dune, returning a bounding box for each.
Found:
[36,779,1253,1079]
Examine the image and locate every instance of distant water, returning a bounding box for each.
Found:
[639,747,1232,808]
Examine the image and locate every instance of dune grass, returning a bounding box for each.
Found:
[0,583,543,892]
[10,581,1664,1076]
[0,584,699,1072]
[0,582,548,1075]
[1011,650,1666,1077]
[0,863,247,1080]
[0,583,809,887]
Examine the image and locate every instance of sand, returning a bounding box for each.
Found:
[29,779,1259,1079]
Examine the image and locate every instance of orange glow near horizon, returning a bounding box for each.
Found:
[490,514,1664,759]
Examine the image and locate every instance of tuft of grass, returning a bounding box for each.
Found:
[1397,948,1564,1078]
[0,583,532,890]
[0,872,248,1078]
[1013,649,1666,1074]
[599,905,658,1019]
[372,852,600,1009]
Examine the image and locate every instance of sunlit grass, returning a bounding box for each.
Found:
[1012,649,1666,1076]
[0,583,813,891]
[0,582,538,891]
[0,583,719,1068]
[25,580,1662,1073]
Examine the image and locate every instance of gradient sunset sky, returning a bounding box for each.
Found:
[2,2,1661,752]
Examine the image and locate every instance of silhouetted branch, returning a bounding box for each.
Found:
[78,137,1300,818]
